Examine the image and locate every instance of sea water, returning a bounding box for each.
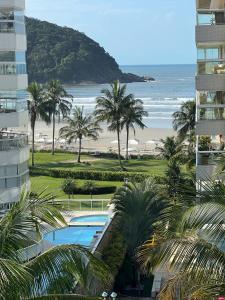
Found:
[65,64,196,129]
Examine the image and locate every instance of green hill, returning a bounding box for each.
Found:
[26,17,150,84]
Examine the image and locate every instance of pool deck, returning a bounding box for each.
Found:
[68,221,106,227]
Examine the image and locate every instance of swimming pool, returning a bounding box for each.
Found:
[70,214,109,223]
[44,226,103,247]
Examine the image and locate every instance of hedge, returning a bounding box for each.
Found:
[34,296,100,300]
[30,167,166,184]
[63,185,117,195]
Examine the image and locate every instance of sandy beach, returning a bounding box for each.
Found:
[31,121,176,153]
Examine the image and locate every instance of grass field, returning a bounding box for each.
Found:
[30,152,168,176]
[31,176,122,199]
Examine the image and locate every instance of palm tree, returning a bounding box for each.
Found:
[27,82,50,166]
[172,100,196,146]
[59,106,101,163]
[112,179,166,287]
[156,136,183,161]
[121,98,148,160]
[95,80,133,170]
[46,80,72,155]
[0,189,110,299]
[139,180,225,300]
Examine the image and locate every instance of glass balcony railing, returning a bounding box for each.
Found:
[197,12,225,25]
[198,60,225,75]
[197,0,225,10]
[0,63,26,75]
[198,91,225,105]
[0,99,27,113]
[197,152,224,165]
[198,135,225,151]
[0,132,28,151]
[198,107,225,120]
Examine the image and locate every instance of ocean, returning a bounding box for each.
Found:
[66,64,196,129]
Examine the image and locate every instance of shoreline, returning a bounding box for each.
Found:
[31,121,176,153]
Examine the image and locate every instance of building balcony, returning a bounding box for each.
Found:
[0,132,28,152]
[197,0,225,10]
[196,119,225,135]
[196,151,224,179]
[197,91,225,105]
[0,0,25,10]
[0,110,28,128]
[196,24,225,43]
[0,33,26,51]
[196,74,225,91]
[0,74,28,91]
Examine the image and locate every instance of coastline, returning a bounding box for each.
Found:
[32,121,176,153]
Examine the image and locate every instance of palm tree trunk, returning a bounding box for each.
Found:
[77,138,82,163]
[117,124,123,169]
[126,124,129,161]
[31,125,35,167]
[52,112,55,155]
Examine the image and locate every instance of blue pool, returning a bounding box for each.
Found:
[44,226,103,247]
[70,214,109,223]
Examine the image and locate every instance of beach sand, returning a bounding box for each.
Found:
[32,121,176,153]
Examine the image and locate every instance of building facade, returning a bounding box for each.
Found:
[196,0,225,185]
[0,0,29,215]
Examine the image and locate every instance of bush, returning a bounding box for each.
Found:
[61,178,76,195]
[30,167,165,184]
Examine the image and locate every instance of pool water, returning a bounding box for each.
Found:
[70,215,109,223]
[44,226,103,247]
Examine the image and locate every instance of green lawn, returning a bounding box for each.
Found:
[31,152,168,177]
[31,176,122,199]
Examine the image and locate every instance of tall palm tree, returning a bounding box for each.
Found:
[95,80,133,170]
[46,80,72,155]
[121,99,148,160]
[59,106,101,163]
[156,136,183,161]
[172,100,196,145]
[27,82,50,166]
[0,189,110,299]
[139,180,225,300]
[112,179,166,287]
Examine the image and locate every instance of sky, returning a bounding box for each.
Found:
[26,0,196,65]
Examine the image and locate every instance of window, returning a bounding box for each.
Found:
[197,48,220,60]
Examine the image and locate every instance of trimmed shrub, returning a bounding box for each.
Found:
[30,167,165,184]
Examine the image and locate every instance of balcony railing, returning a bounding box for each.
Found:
[0,99,27,113]
[198,107,225,120]
[0,132,28,151]
[197,0,225,10]
[197,152,224,165]
[198,60,225,75]
[0,63,26,75]
[198,91,225,105]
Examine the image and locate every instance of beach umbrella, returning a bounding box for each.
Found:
[146,140,156,145]
[36,138,46,143]
[128,139,139,145]
[111,140,118,144]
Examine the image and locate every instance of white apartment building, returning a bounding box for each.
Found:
[0,0,29,214]
[196,0,225,184]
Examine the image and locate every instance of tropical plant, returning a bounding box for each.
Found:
[46,80,72,155]
[59,106,101,163]
[0,189,110,299]
[83,181,96,198]
[111,179,166,287]
[121,98,148,160]
[139,180,225,300]
[61,178,76,198]
[165,158,184,198]
[95,80,133,169]
[27,82,50,166]
[156,136,182,161]
[172,100,196,145]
